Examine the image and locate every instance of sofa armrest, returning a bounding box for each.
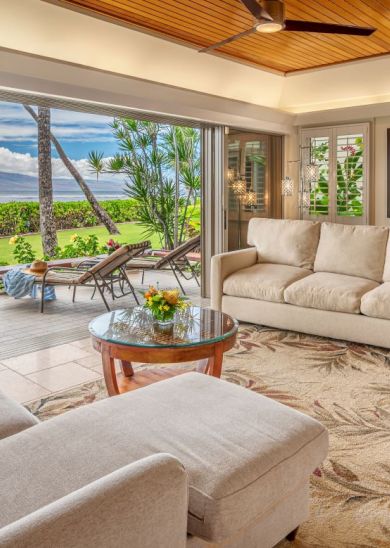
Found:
[211,247,257,311]
[0,391,39,440]
[0,453,188,548]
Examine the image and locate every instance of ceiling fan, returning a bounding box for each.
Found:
[200,0,376,53]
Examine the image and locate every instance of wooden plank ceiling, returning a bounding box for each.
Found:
[57,0,390,73]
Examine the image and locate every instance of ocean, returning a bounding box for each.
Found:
[0,190,126,203]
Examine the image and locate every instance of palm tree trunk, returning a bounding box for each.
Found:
[24,105,120,235]
[37,107,58,257]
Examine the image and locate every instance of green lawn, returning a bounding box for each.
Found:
[0,223,162,265]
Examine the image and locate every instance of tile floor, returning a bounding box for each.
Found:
[0,338,102,403]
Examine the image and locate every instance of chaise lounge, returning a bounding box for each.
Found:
[211,218,390,349]
[0,372,328,548]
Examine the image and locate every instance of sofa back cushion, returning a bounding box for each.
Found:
[247,218,321,270]
[382,236,390,282]
[314,222,389,282]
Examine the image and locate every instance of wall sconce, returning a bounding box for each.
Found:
[304,163,319,184]
[281,176,294,196]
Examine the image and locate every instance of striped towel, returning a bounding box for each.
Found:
[3,269,56,301]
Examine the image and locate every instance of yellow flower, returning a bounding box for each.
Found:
[163,289,179,305]
[9,235,19,245]
[163,305,170,311]
[70,233,78,242]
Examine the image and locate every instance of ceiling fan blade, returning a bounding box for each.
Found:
[284,19,376,36]
[240,0,273,21]
[199,27,258,53]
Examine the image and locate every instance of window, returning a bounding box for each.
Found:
[300,123,369,224]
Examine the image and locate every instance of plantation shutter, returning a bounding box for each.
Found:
[301,123,369,225]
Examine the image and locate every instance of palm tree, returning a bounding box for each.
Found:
[24,105,120,235]
[37,107,58,257]
[88,119,200,249]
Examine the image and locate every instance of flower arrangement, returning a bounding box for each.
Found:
[106,239,121,255]
[143,286,189,323]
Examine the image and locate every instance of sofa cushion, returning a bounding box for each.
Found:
[284,272,378,314]
[382,236,390,282]
[361,283,390,320]
[247,218,321,270]
[223,263,312,304]
[314,223,389,282]
[0,373,328,543]
[0,391,39,440]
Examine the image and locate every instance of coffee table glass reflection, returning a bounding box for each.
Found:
[89,306,238,395]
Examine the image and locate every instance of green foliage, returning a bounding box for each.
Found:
[310,137,364,217]
[53,234,102,259]
[88,119,201,249]
[9,236,37,263]
[0,199,138,237]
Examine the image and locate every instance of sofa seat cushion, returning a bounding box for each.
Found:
[223,263,312,304]
[0,373,328,543]
[247,218,320,270]
[314,222,388,282]
[284,272,378,314]
[361,283,390,320]
[0,390,39,440]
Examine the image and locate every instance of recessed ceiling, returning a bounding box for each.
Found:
[53,0,390,74]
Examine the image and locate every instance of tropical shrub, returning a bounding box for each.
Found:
[0,199,138,236]
[9,235,36,264]
[53,234,102,259]
[88,119,200,249]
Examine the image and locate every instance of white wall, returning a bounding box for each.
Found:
[282,56,390,113]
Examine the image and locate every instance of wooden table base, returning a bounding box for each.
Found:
[93,336,236,396]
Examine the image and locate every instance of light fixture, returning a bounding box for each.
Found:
[243,190,257,207]
[231,178,247,196]
[301,190,311,210]
[227,168,236,182]
[281,176,294,196]
[305,163,319,184]
[256,21,284,33]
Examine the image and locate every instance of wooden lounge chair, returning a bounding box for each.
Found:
[36,241,150,313]
[125,235,201,294]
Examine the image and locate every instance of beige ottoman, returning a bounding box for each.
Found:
[0,373,328,547]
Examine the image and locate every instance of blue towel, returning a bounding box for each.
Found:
[3,268,56,301]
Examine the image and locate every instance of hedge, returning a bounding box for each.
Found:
[0,199,138,236]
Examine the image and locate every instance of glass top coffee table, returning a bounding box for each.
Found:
[89,306,238,396]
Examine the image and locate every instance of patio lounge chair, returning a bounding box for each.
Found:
[126,235,201,294]
[36,241,150,313]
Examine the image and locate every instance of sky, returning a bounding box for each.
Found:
[0,101,120,180]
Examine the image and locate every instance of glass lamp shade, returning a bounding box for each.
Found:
[305,163,319,183]
[301,190,311,210]
[281,176,294,196]
[231,179,247,196]
[243,190,257,206]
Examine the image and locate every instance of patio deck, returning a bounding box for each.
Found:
[0,270,204,404]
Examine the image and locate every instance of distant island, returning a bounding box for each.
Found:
[0,171,126,202]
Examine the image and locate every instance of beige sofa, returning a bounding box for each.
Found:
[211,218,390,349]
[0,373,328,548]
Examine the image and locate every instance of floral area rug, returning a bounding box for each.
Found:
[26,325,390,547]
